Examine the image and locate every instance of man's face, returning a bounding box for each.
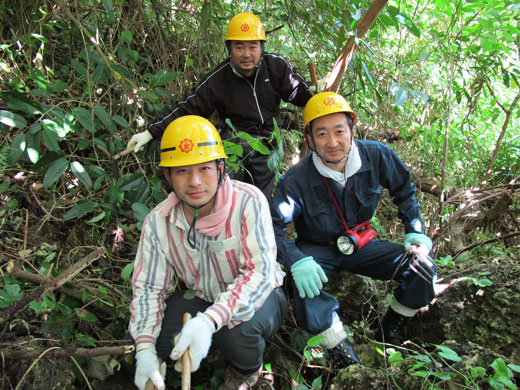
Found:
[306,112,352,171]
[163,161,220,210]
[229,40,262,77]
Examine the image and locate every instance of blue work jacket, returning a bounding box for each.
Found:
[270,140,425,269]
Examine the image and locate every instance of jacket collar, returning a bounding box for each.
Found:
[305,141,372,188]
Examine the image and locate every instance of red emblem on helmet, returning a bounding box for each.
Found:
[179,139,194,153]
[323,97,335,106]
[240,23,250,32]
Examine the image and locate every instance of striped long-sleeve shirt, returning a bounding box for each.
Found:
[129,180,284,352]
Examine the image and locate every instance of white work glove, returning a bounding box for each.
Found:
[403,232,432,254]
[134,349,166,390]
[169,312,215,372]
[309,78,327,94]
[127,130,153,152]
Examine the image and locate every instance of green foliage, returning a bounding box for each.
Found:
[0,278,23,309]
[1,1,519,388]
[382,344,520,390]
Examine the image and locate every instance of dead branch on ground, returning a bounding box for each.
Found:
[0,248,106,324]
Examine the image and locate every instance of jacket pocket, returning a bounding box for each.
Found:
[355,186,381,222]
[306,202,337,242]
[208,237,240,284]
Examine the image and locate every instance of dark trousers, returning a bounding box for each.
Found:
[291,239,437,334]
[155,288,287,374]
[227,150,275,199]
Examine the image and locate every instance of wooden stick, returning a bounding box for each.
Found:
[308,62,318,88]
[144,312,192,390]
[182,313,192,390]
[144,357,163,390]
[112,144,135,160]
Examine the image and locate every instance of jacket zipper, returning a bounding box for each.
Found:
[230,61,265,126]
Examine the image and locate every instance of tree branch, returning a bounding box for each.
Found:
[452,231,520,261]
[327,0,389,92]
[0,345,134,360]
[0,248,106,324]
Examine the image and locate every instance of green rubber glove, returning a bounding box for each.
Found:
[291,256,328,299]
[404,233,432,253]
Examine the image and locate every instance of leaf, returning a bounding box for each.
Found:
[4,91,43,116]
[508,364,520,374]
[42,118,68,138]
[74,308,99,322]
[311,376,323,389]
[119,172,145,192]
[290,329,311,351]
[29,88,51,98]
[408,22,421,37]
[388,349,404,367]
[71,59,88,80]
[394,86,409,106]
[29,121,42,134]
[267,152,281,172]
[235,131,270,155]
[154,87,173,99]
[63,201,97,220]
[0,110,27,128]
[48,80,68,93]
[410,90,431,104]
[70,161,93,188]
[43,158,69,189]
[7,133,26,165]
[131,202,150,222]
[94,104,116,133]
[26,130,41,164]
[72,107,95,132]
[436,345,461,362]
[361,60,374,85]
[183,289,196,300]
[29,301,45,313]
[102,0,115,23]
[121,262,134,282]
[471,366,487,379]
[86,211,106,224]
[150,69,181,88]
[491,358,512,377]
[110,64,132,79]
[120,30,133,45]
[474,278,493,287]
[303,349,312,363]
[112,114,129,128]
[92,64,107,83]
[306,334,324,348]
[42,127,61,152]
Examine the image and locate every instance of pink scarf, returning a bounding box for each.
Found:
[160,175,232,236]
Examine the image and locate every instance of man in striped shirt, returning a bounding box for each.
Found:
[129,116,287,390]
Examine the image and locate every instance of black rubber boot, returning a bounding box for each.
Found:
[376,308,411,346]
[330,339,361,368]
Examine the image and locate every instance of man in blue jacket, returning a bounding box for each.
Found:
[270,92,437,367]
[127,12,314,197]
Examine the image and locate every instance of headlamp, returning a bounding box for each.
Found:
[336,221,377,255]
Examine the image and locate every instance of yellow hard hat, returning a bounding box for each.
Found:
[303,92,358,135]
[226,12,266,41]
[159,116,228,167]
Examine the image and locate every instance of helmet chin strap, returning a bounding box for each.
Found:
[186,160,225,249]
[308,132,353,167]
[321,152,349,165]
